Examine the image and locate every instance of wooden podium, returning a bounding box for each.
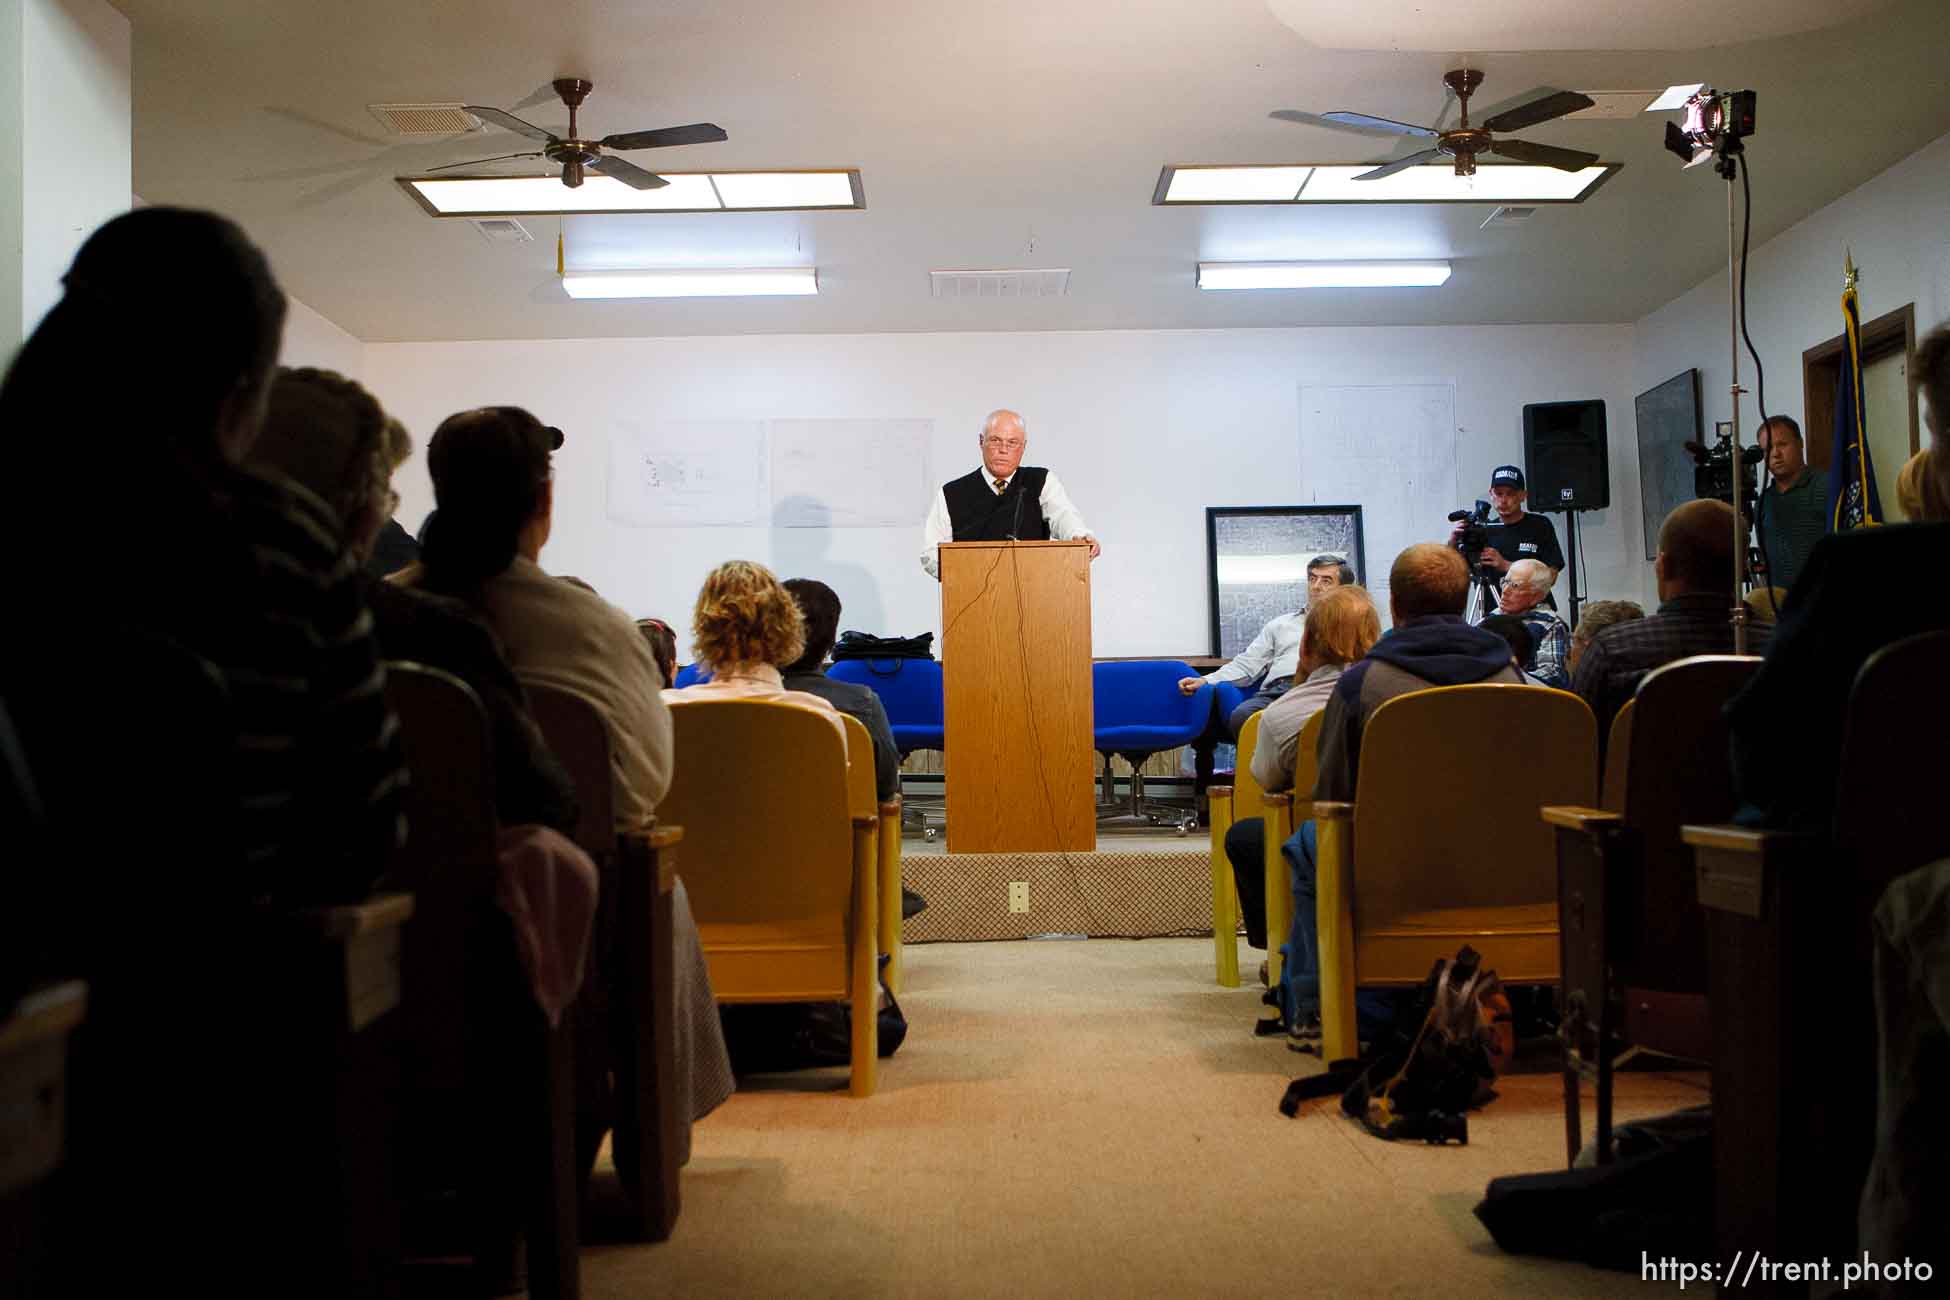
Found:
[938,540,1095,854]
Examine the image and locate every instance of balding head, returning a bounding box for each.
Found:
[1656,499,1739,596]
[1390,543,1470,622]
[979,408,1028,479]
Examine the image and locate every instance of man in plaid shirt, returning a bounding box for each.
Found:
[1485,558,1570,687]
[1572,499,1754,744]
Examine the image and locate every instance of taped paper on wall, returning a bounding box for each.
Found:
[607,420,766,526]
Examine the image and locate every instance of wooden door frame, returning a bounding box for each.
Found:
[1801,302,1917,471]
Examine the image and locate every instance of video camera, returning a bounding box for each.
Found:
[1447,500,1492,567]
[1685,423,1763,510]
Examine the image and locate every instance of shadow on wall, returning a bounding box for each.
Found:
[770,494,889,637]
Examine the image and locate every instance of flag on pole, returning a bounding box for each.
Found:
[1827,251,1882,531]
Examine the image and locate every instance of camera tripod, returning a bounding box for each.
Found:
[1462,558,1503,624]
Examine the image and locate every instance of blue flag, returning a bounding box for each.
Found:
[1827,274,1882,531]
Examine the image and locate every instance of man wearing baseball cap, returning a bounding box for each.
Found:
[1456,464,1565,610]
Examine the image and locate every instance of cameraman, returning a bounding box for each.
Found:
[1752,416,1828,593]
[1449,465,1565,609]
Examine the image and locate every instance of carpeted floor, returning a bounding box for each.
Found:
[583,938,1703,1298]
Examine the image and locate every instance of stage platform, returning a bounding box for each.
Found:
[899,829,1219,943]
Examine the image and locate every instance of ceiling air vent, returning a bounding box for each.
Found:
[470,217,533,245]
[1481,205,1538,229]
[930,268,1071,299]
[367,103,480,137]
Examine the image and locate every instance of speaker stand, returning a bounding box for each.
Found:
[1563,509,1585,634]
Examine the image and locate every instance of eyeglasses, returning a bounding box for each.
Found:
[982,437,1024,452]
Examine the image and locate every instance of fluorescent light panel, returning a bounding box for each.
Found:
[560,268,818,299]
[399,170,862,216]
[1163,166,1312,202]
[1198,261,1451,290]
[1156,162,1616,204]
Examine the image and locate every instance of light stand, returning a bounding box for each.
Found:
[1717,137,1753,655]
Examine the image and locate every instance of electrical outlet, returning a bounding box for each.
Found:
[1008,881,1030,913]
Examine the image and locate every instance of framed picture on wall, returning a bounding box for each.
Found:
[1206,505,1366,658]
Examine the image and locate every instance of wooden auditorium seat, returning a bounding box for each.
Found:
[1313,685,1596,1064]
[661,697,880,1097]
[522,680,684,1244]
[1539,654,1760,1166]
[1204,710,1265,988]
[837,712,905,994]
[1259,711,1326,996]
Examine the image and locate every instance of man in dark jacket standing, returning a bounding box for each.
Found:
[1279,543,1524,1036]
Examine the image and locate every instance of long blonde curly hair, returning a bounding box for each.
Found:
[690,560,806,671]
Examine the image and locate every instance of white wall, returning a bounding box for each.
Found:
[365,324,1639,661]
[17,0,128,336]
[1632,127,1950,598]
[281,294,365,377]
[1,1,23,365]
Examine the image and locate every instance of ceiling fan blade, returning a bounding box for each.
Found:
[1481,90,1594,134]
[1488,137,1600,171]
[423,151,546,173]
[1320,111,1439,138]
[465,105,558,143]
[512,83,559,112]
[599,122,729,151]
[1353,148,1445,180]
[588,154,670,190]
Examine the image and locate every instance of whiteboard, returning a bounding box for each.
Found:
[1298,384,1458,623]
[770,419,932,527]
[607,420,766,526]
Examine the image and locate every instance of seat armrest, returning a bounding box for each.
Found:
[1542,805,1623,834]
[620,825,681,895]
[1312,800,1352,821]
[1262,791,1293,810]
[289,892,416,941]
[1681,822,1820,919]
[878,799,901,818]
[1206,784,1234,802]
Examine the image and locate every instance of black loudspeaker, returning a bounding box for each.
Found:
[1523,399,1610,511]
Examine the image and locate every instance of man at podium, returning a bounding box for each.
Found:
[918,408,1101,579]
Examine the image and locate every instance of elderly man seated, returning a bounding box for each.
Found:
[1481,558,1570,688]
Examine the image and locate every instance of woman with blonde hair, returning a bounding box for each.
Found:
[1225,585,1382,965]
[664,560,847,743]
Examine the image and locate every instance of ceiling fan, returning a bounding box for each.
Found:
[1273,69,1598,180]
[433,77,726,190]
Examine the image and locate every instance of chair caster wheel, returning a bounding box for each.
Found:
[1176,819,1195,836]
[923,828,937,842]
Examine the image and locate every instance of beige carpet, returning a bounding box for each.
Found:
[583,938,1703,1298]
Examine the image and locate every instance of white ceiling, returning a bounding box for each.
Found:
[116,0,1950,341]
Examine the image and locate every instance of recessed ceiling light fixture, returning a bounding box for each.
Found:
[559,268,819,299]
[1155,162,1617,205]
[398,169,865,216]
[1197,260,1452,290]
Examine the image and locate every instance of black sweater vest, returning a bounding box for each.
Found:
[944,467,1051,542]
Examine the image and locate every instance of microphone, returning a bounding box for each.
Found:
[1005,480,1026,541]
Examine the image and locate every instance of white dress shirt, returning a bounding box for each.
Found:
[1204,611,1307,688]
[919,469,1096,578]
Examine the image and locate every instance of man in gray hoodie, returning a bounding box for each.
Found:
[1278,543,1524,1035]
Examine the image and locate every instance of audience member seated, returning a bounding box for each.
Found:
[1483,558,1569,687]
[399,407,673,829]
[636,617,679,689]
[1221,586,1381,954]
[249,367,577,833]
[1895,446,1944,522]
[394,406,732,1140]
[1181,553,1353,735]
[367,515,421,578]
[778,578,926,919]
[1,205,407,1293]
[1728,323,1950,830]
[1479,613,1549,687]
[4,207,405,911]
[1566,599,1644,678]
[1279,545,1523,1035]
[1571,499,1750,742]
[663,561,848,748]
[1744,586,1789,628]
